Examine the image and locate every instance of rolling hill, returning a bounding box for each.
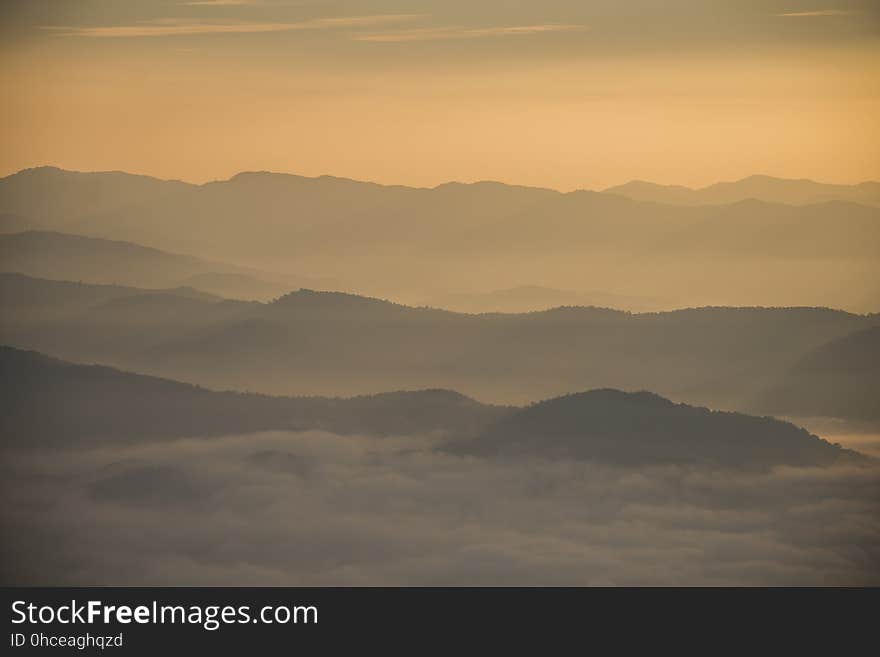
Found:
[1,346,857,469]
[0,346,508,446]
[2,276,874,420]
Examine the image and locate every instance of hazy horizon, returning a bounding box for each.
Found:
[3,165,878,313]
[5,164,880,193]
[3,1,879,189]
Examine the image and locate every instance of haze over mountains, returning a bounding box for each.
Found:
[1,165,878,587]
[0,230,326,301]
[604,175,880,208]
[0,347,506,447]
[2,167,878,311]
[751,327,880,428]
[2,166,876,430]
[2,273,876,432]
[1,346,856,470]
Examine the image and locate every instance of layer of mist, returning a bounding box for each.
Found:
[2,430,877,586]
[3,276,876,428]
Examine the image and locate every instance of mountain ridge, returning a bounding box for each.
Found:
[0,345,509,445]
[604,174,880,207]
[3,272,874,415]
[447,388,861,467]
[8,166,877,200]
[1,345,860,470]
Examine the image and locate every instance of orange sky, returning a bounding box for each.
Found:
[1,1,878,190]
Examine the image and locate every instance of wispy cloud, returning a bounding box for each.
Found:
[777,9,854,17]
[354,24,583,43]
[44,15,419,38]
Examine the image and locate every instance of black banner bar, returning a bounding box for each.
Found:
[2,587,876,653]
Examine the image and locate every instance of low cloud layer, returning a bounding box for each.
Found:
[2,430,878,585]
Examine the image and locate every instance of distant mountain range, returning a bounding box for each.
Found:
[1,167,876,435]
[2,274,875,426]
[2,167,878,312]
[604,175,880,207]
[3,168,876,229]
[1,346,857,469]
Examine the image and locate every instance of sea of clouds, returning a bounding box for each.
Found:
[2,430,878,585]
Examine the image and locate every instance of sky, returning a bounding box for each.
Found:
[1,0,879,190]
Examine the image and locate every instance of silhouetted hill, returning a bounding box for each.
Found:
[1,346,857,469]
[605,175,880,207]
[448,389,858,468]
[3,274,872,413]
[142,297,872,406]
[751,327,880,424]
[0,346,509,445]
[0,166,189,227]
[0,273,261,362]
[0,230,314,300]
